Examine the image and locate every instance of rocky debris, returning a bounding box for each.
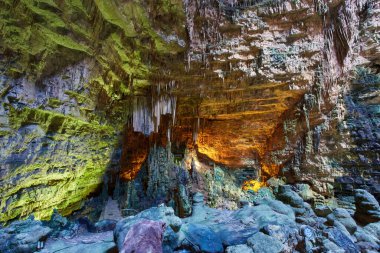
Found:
[180,223,224,253]
[0,213,117,253]
[325,227,359,253]
[327,208,358,235]
[93,219,117,233]
[276,185,316,222]
[0,217,51,253]
[354,227,380,252]
[295,184,316,202]
[43,210,97,239]
[314,205,333,217]
[41,231,116,253]
[121,220,166,253]
[114,205,182,250]
[322,239,346,253]
[354,189,380,224]
[225,244,253,253]
[247,232,284,253]
[3,184,380,252]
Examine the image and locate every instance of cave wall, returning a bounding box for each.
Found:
[120,0,379,210]
[0,0,379,222]
[0,0,187,223]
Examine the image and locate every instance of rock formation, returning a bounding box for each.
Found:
[0,0,379,252]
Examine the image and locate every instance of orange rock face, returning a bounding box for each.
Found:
[120,127,149,180]
[120,82,305,182]
[120,0,357,186]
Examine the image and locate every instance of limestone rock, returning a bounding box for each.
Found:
[314,205,333,217]
[120,220,166,253]
[327,208,357,234]
[326,227,359,253]
[354,189,380,224]
[225,244,253,253]
[322,239,346,253]
[94,219,117,233]
[247,232,284,253]
[363,222,380,239]
[354,227,380,252]
[277,185,305,208]
[114,205,181,250]
[0,218,52,253]
[180,223,223,253]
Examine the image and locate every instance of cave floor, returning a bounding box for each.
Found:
[40,231,117,253]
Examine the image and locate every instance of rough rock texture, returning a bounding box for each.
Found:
[121,220,166,253]
[116,0,380,213]
[0,0,186,223]
[0,217,51,253]
[0,0,379,231]
[113,188,380,252]
[2,184,380,253]
[354,189,380,224]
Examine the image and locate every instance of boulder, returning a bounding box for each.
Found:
[94,219,117,232]
[114,205,181,250]
[261,224,297,244]
[277,185,304,208]
[300,225,316,241]
[295,184,315,201]
[327,208,357,234]
[322,239,345,253]
[354,189,380,224]
[180,223,223,253]
[247,232,284,253]
[120,219,166,253]
[0,218,51,253]
[314,205,332,217]
[225,244,253,253]
[326,227,359,253]
[354,227,380,252]
[363,222,380,239]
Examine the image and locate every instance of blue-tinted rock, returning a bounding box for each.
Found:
[0,218,51,253]
[354,189,380,224]
[180,223,223,253]
[225,244,253,253]
[326,228,359,253]
[247,232,284,253]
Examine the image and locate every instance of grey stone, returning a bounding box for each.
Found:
[322,239,345,253]
[295,184,315,201]
[314,205,332,217]
[354,227,380,252]
[277,185,305,208]
[326,227,359,253]
[180,223,223,253]
[363,222,380,239]
[247,232,284,253]
[327,208,357,234]
[225,244,253,253]
[354,189,380,225]
[0,219,52,253]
